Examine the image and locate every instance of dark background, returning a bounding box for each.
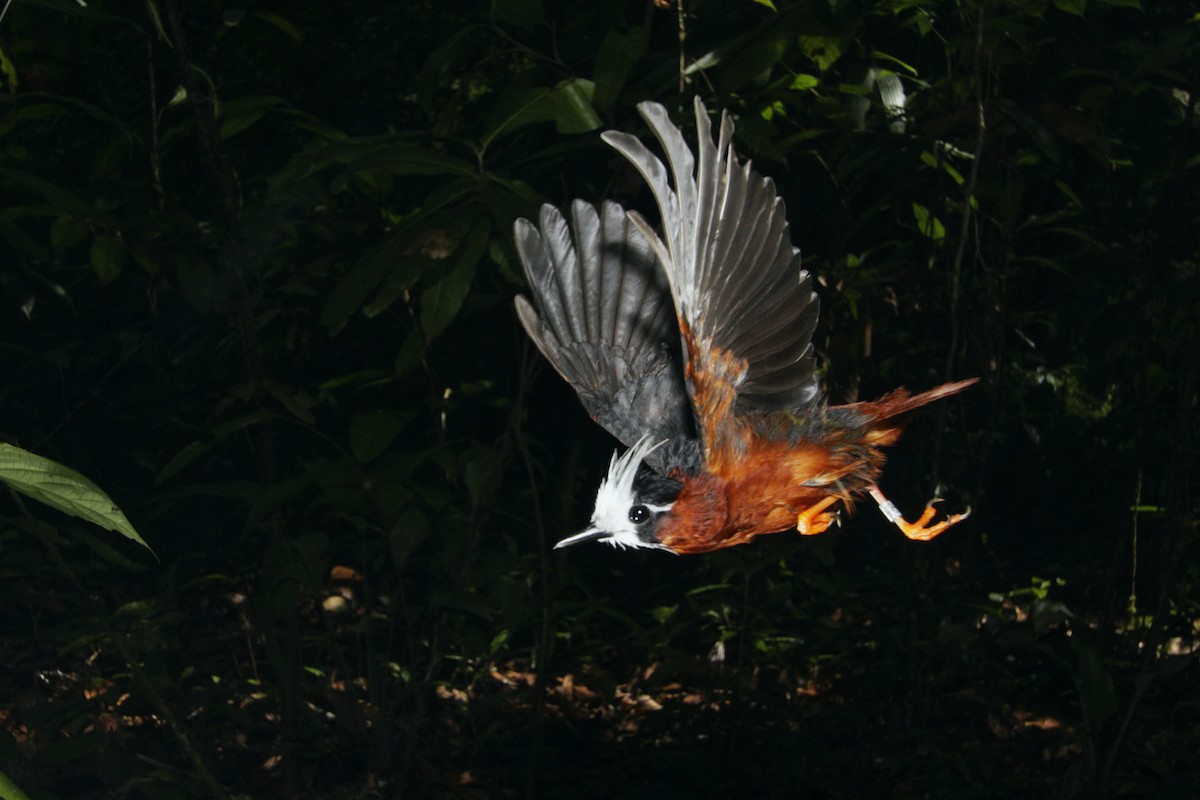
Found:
[0,0,1196,798]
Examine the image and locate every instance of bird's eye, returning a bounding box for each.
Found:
[628,505,650,524]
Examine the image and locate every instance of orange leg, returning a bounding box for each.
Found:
[796,495,839,536]
[867,484,970,541]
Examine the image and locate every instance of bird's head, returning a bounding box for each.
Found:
[553,436,681,553]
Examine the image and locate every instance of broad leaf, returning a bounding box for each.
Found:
[0,444,150,551]
[419,216,489,344]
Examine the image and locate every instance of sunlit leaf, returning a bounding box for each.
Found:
[0,44,18,92]
[873,50,919,76]
[0,768,32,800]
[799,33,843,72]
[911,202,945,242]
[481,79,601,148]
[0,444,150,550]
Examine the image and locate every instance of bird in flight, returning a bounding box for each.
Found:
[514,97,976,554]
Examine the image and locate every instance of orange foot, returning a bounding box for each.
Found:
[796,495,839,536]
[867,485,970,542]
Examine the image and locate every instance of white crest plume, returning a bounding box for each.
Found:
[595,435,662,510]
[552,435,670,551]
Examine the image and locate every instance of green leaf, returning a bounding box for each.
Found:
[911,202,945,242]
[89,233,127,283]
[481,80,602,150]
[1053,0,1087,15]
[491,0,546,27]
[799,33,844,72]
[49,215,88,254]
[463,447,500,509]
[0,444,150,551]
[244,465,333,537]
[252,11,303,42]
[0,768,32,800]
[175,252,215,311]
[219,95,285,139]
[340,146,477,181]
[154,411,284,486]
[419,216,490,343]
[920,151,966,185]
[872,50,919,77]
[0,44,18,93]
[0,167,111,223]
[154,441,211,486]
[395,331,425,376]
[417,25,482,113]
[363,251,441,317]
[545,79,603,134]
[997,98,1061,164]
[388,508,430,571]
[28,732,105,768]
[89,132,128,182]
[717,25,793,92]
[350,410,413,463]
[4,103,69,123]
[593,29,647,115]
[1072,638,1117,733]
[321,210,469,335]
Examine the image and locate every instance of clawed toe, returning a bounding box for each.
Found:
[796,496,839,536]
[868,485,970,542]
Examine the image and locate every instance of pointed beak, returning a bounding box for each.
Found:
[553,527,608,550]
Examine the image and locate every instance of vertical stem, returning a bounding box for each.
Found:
[1129,469,1141,614]
[514,341,551,800]
[931,3,987,479]
[146,37,165,213]
[677,0,687,93]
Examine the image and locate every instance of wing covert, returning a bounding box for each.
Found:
[514,200,697,474]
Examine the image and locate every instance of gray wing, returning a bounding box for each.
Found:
[514,199,697,474]
[602,97,821,415]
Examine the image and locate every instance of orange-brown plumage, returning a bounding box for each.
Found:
[514,98,976,555]
[656,379,978,553]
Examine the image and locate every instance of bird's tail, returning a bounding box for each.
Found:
[847,378,978,447]
[868,378,979,420]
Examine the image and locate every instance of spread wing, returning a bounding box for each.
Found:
[602,98,821,459]
[514,200,698,474]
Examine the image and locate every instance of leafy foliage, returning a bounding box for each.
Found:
[0,0,1196,798]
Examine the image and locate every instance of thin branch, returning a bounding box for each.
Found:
[931,3,987,481]
[945,3,987,382]
[677,0,687,93]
